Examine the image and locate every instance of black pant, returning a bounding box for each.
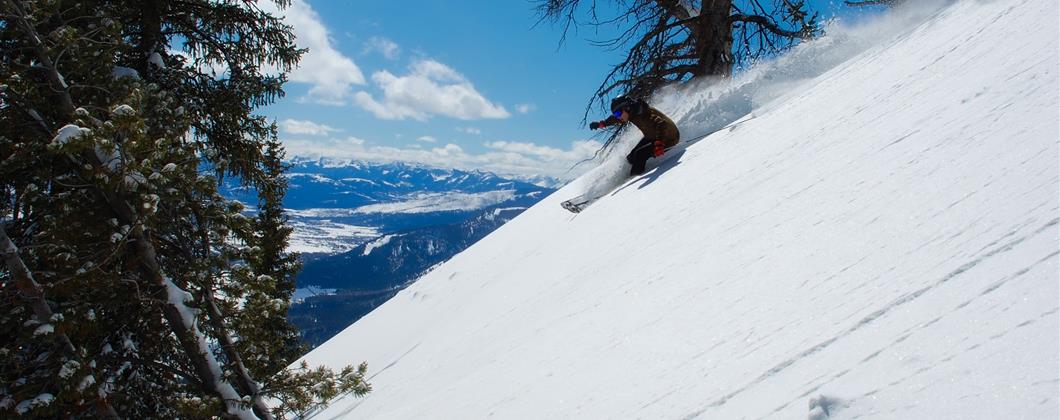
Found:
[626,138,657,176]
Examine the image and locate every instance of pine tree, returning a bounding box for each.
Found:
[0,0,368,418]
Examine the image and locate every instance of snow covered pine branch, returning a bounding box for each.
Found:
[0,0,368,417]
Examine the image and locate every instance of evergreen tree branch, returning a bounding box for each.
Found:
[2,1,367,416]
[2,1,261,417]
[0,226,76,353]
[1,225,121,419]
[3,0,75,114]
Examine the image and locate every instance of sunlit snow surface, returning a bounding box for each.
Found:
[351,190,518,214]
[285,219,378,254]
[301,1,1058,418]
[283,190,520,253]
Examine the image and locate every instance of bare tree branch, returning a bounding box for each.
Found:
[731,13,808,38]
[536,0,820,122]
[845,0,900,7]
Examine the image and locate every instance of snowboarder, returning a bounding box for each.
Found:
[589,96,680,176]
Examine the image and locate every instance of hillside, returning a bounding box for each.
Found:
[299,1,1058,419]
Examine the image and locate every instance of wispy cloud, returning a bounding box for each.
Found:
[484,140,601,162]
[515,103,536,114]
[354,59,510,121]
[363,36,400,60]
[417,136,438,143]
[456,126,482,135]
[260,0,365,105]
[281,119,342,136]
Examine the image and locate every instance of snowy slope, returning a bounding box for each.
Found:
[300,1,1059,419]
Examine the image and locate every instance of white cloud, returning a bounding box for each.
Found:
[515,103,536,114]
[281,119,342,136]
[260,0,365,105]
[434,143,464,156]
[281,134,601,179]
[343,136,367,146]
[456,126,482,135]
[484,140,599,161]
[417,136,438,143]
[283,136,366,157]
[354,59,510,121]
[364,36,400,60]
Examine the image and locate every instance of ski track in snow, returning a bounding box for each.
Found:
[695,219,1059,419]
[299,1,1059,419]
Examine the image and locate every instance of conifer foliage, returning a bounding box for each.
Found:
[0,0,369,418]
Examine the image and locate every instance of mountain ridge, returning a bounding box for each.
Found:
[224,159,558,255]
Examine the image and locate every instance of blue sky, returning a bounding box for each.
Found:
[261,1,879,178]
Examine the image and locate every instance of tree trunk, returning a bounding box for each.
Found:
[694,0,734,77]
[136,0,163,72]
[204,292,275,420]
[129,226,257,419]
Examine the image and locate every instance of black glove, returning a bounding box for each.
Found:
[589,121,602,130]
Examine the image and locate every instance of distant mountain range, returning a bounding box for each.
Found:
[288,207,526,346]
[228,158,558,255]
[225,158,560,348]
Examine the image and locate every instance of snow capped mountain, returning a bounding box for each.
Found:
[282,158,561,211]
[282,160,552,254]
[299,1,1058,419]
[227,159,557,254]
[505,173,570,189]
[349,190,519,214]
[245,160,559,347]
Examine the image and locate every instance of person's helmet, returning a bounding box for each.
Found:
[610,95,645,116]
[610,96,635,113]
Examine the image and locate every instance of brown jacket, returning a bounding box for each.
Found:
[603,106,680,147]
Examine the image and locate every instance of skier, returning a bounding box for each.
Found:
[589,96,680,176]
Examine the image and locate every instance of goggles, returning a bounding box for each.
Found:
[612,110,624,118]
